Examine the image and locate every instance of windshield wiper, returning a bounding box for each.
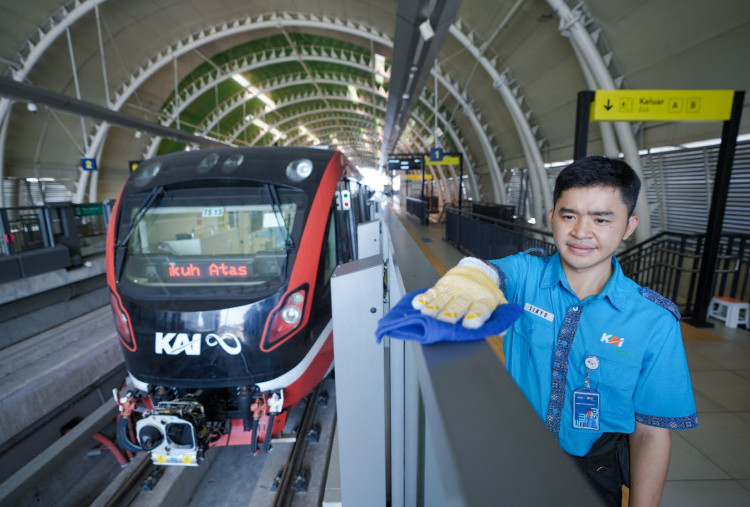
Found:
[115,186,165,281]
[264,183,295,252]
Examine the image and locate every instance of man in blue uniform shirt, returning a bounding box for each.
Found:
[413,156,698,506]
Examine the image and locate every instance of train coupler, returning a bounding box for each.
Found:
[248,389,284,454]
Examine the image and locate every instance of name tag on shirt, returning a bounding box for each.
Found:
[524,303,554,322]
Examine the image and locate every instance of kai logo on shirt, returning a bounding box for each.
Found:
[600,333,625,348]
[154,332,242,355]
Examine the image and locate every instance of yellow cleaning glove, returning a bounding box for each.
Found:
[411,257,507,329]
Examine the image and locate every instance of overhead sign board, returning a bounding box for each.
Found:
[591,90,734,122]
[426,149,461,166]
[426,155,460,166]
[81,157,97,171]
[387,153,423,171]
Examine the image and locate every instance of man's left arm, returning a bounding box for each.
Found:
[628,422,671,507]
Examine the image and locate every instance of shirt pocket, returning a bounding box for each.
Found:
[510,312,555,389]
[587,354,640,418]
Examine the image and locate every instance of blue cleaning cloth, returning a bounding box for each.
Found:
[375,288,523,345]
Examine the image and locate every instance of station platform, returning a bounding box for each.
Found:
[0,255,122,485]
[1,198,749,505]
[350,199,750,506]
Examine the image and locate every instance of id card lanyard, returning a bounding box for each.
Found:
[572,356,600,430]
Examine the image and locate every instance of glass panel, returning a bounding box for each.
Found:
[74,204,107,255]
[4,208,46,253]
[122,200,300,287]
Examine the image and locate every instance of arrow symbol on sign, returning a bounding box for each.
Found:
[604,99,613,111]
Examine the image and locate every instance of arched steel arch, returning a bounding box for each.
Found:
[450,19,552,224]
[547,0,651,241]
[431,66,506,204]
[197,73,383,143]
[163,45,377,129]
[143,70,383,158]
[95,12,494,203]
[3,5,492,206]
[77,12,394,201]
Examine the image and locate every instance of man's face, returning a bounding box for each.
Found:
[548,185,638,278]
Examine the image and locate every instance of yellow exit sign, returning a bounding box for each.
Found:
[591,90,734,121]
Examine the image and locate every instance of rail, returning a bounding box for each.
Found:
[618,231,750,318]
[0,202,109,283]
[445,206,555,258]
[446,208,750,318]
[0,379,336,506]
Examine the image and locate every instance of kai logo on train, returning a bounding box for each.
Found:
[155,332,242,356]
[600,333,625,348]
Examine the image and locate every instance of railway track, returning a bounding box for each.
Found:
[90,376,337,506]
[0,283,338,506]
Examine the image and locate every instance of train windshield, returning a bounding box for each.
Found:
[118,186,305,291]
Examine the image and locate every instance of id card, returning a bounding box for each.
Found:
[572,389,600,430]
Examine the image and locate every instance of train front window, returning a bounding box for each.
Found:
[119,187,304,289]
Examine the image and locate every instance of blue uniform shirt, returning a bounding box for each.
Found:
[491,252,698,456]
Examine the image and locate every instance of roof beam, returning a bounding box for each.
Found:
[380,0,461,165]
[0,76,229,149]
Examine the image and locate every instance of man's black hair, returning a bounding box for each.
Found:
[553,156,641,216]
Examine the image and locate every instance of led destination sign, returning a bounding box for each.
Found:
[167,261,249,279]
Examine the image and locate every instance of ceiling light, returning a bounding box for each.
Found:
[252,118,269,130]
[232,74,251,88]
[348,85,359,102]
[257,93,275,109]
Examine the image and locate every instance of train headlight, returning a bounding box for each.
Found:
[280,289,304,324]
[262,287,307,349]
[196,153,220,174]
[280,305,301,324]
[222,154,244,174]
[133,161,162,188]
[286,158,313,182]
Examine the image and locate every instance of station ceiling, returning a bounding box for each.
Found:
[0,0,748,203]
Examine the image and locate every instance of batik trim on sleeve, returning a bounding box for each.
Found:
[488,260,507,294]
[635,412,699,430]
[639,287,681,320]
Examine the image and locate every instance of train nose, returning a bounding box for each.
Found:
[138,425,164,450]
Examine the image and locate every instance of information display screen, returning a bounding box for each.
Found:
[166,261,250,280]
[387,153,423,171]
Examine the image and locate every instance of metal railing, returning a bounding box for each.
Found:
[445,207,555,259]
[618,231,750,317]
[445,209,750,317]
[0,202,109,284]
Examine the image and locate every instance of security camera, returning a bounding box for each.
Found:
[26,102,37,113]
